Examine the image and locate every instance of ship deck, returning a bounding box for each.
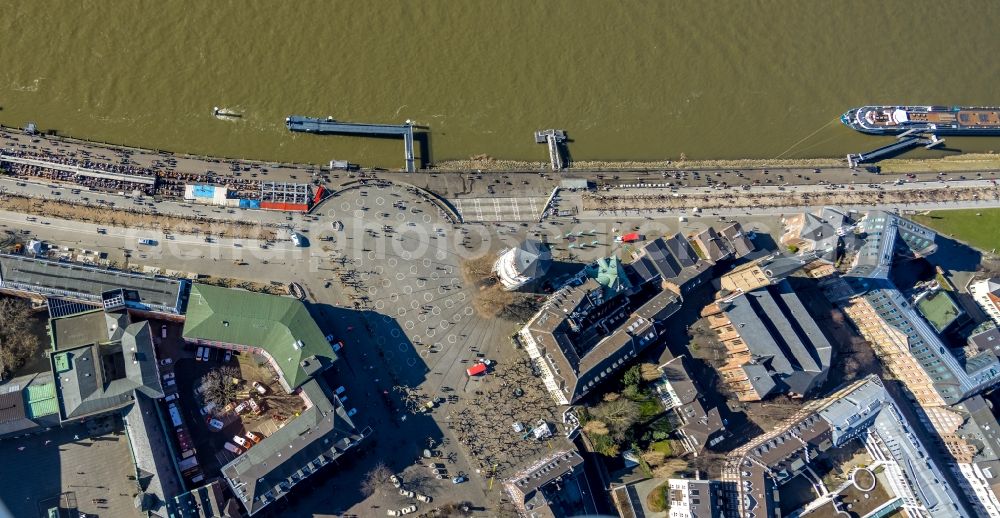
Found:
[957,110,1000,128]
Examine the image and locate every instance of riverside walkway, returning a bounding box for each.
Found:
[0,151,156,185]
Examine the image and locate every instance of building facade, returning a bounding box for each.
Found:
[971,278,1000,325]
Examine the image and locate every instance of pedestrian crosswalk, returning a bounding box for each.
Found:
[450,196,547,222]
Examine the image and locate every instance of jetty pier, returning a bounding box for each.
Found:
[286,116,419,172]
[535,129,567,171]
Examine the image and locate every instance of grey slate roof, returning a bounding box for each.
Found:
[955,396,1000,463]
[849,211,937,280]
[720,279,833,397]
[124,391,183,513]
[173,480,240,518]
[720,222,755,258]
[741,363,778,399]
[223,378,363,515]
[790,207,852,262]
[506,449,595,518]
[521,250,687,404]
[727,376,967,518]
[0,253,188,314]
[510,239,552,278]
[657,354,726,452]
[756,253,812,283]
[0,390,32,437]
[849,279,1000,405]
[50,310,164,422]
[692,227,733,263]
[636,237,684,280]
[971,326,1000,356]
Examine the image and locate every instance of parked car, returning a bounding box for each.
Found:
[399,489,415,498]
[335,386,346,395]
[164,379,176,387]
[201,348,211,362]
[200,402,216,416]
[415,494,432,503]
[161,325,167,339]
[234,401,248,414]
[223,350,232,362]
[195,346,205,361]
[465,362,487,377]
[431,468,446,476]
[390,474,401,488]
[223,442,243,455]
[451,475,466,484]
[233,435,250,448]
[159,358,173,366]
[252,381,268,395]
[427,463,444,470]
[247,398,262,415]
[162,372,175,381]
[208,418,224,431]
[400,505,417,515]
[387,511,402,517]
[347,408,357,417]
[164,393,178,402]
[245,431,263,444]
[176,431,192,450]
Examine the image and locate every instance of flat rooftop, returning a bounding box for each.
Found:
[0,253,187,313]
[0,419,142,518]
[50,309,120,351]
[916,290,963,334]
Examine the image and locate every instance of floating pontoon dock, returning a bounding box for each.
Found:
[847,134,944,168]
[286,116,417,172]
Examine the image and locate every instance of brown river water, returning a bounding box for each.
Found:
[1,1,998,169]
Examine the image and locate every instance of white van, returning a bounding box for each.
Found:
[223,442,243,455]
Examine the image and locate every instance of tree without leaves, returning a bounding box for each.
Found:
[0,298,40,377]
[592,397,640,432]
[583,420,610,436]
[360,461,394,497]
[653,458,690,479]
[641,450,667,467]
[640,363,661,382]
[200,365,241,409]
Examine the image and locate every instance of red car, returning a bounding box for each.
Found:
[466,363,487,377]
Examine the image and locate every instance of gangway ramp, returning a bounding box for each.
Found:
[286,116,420,172]
[847,137,930,167]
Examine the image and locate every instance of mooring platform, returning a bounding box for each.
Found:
[286,116,417,172]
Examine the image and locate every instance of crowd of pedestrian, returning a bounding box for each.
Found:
[0,131,271,200]
[0,145,158,194]
[450,357,561,478]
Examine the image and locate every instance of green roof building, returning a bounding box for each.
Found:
[182,285,365,516]
[182,284,336,391]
